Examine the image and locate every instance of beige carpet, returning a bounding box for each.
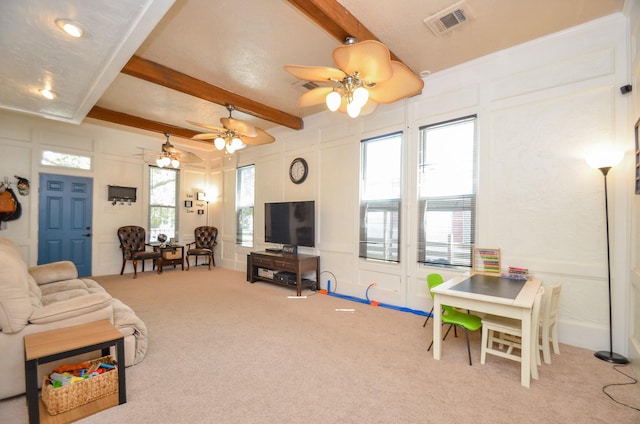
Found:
[1,266,639,423]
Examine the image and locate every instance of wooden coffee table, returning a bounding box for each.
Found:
[24,320,126,423]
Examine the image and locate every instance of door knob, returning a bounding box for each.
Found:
[83,233,91,237]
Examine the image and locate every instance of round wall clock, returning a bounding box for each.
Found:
[289,157,308,184]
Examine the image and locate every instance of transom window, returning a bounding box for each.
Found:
[417,115,477,267]
[41,150,91,170]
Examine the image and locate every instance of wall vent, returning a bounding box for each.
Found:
[424,1,473,36]
[292,80,321,92]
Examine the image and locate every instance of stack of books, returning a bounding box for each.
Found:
[505,266,529,280]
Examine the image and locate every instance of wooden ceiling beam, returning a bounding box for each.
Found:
[286,0,405,65]
[121,56,304,131]
[86,106,204,141]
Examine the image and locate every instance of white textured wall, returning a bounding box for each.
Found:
[627,0,640,374]
[228,14,632,353]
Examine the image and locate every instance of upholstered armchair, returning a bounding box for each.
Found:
[186,226,218,270]
[117,226,162,278]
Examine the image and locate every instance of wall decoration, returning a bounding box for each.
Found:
[196,192,206,200]
[184,200,193,208]
[108,185,136,205]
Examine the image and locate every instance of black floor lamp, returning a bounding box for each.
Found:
[587,153,629,364]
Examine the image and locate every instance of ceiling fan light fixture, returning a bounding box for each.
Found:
[347,102,361,118]
[353,86,369,107]
[214,137,226,150]
[231,137,243,150]
[326,90,341,111]
[171,158,180,168]
[156,156,165,167]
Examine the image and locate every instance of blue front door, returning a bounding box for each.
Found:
[38,174,93,277]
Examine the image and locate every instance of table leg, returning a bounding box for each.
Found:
[433,294,442,359]
[25,359,39,424]
[521,312,531,388]
[116,338,127,405]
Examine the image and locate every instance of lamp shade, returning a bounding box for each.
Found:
[214,137,226,150]
[346,101,361,118]
[326,91,341,111]
[585,149,623,169]
[353,86,369,107]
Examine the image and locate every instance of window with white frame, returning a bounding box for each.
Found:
[41,150,91,170]
[359,132,402,262]
[148,166,178,242]
[417,115,477,267]
[236,164,255,246]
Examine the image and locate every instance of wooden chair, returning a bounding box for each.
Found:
[539,282,562,364]
[117,226,162,278]
[186,226,218,270]
[480,286,545,380]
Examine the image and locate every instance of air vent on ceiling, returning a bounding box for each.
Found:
[423,1,473,36]
[292,80,320,92]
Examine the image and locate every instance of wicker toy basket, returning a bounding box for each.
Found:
[41,355,118,415]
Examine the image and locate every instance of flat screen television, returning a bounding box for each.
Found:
[265,201,315,247]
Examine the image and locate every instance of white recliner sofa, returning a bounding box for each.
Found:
[0,237,147,400]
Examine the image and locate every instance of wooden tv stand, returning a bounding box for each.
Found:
[249,251,320,296]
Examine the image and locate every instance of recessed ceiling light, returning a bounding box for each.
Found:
[39,88,56,100]
[55,19,84,38]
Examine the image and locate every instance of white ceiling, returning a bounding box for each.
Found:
[0,0,627,152]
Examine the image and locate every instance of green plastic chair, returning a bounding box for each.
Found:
[426,273,482,365]
[423,273,444,326]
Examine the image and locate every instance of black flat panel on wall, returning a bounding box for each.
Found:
[108,185,136,202]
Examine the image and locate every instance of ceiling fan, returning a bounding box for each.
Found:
[188,104,276,154]
[285,37,424,118]
[138,133,203,168]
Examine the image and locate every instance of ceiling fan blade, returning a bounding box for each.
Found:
[220,117,257,137]
[161,142,178,155]
[240,127,275,146]
[284,65,346,82]
[298,86,334,107]
[186,120,227,133]
[368,61,424,104]
[173,150,203,163]
[333,40,393,83]
[191,133,221,140]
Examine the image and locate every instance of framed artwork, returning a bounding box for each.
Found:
[472,248,501,274]
[635,117,640,194]
[196,192,206,200]
[184,200,193,208]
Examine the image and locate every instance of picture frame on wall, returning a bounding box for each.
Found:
[635,117,640,194]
